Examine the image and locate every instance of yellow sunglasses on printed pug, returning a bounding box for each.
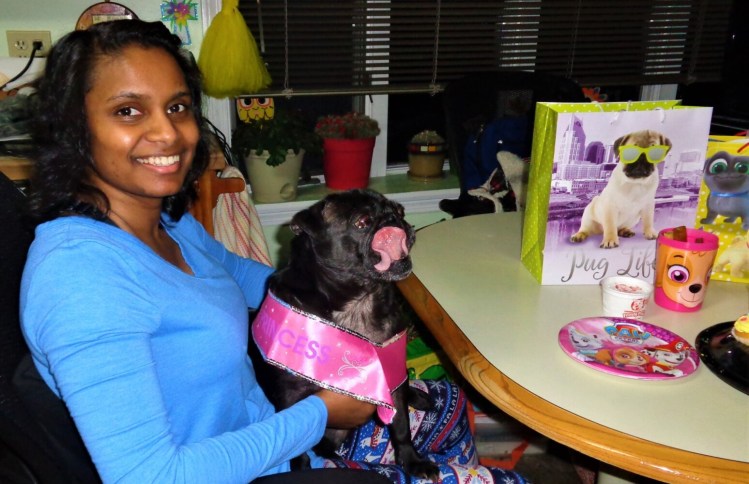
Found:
[618,145,670,164]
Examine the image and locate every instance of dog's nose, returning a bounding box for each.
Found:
[624,158,653,179]
[688,284,702,294]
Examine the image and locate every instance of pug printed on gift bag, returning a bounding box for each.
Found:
[521,101,713,285]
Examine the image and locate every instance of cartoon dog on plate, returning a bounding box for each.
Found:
[567,326,604,361]
[570,130,671,248]
[641,340,693,377]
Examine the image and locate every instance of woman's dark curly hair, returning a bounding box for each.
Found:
[28,19,210,223]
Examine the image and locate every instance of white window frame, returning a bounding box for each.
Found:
[200,0,392,178]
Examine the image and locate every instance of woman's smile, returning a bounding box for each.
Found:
[136,155,181,167]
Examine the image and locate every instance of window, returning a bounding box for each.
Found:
[203,0,733,176]
[239,0,732,90]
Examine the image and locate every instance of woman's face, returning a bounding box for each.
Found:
[84,45,199,209]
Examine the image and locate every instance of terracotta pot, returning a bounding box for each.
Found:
[407,142,446,182]
[244,149,304,203]
[322,138,375,190]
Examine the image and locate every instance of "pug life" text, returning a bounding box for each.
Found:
[560,247,656,283]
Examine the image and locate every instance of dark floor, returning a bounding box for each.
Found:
[512,439,661,484]
[513,440,594,484]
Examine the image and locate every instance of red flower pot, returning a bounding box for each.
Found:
[322,137,376,190]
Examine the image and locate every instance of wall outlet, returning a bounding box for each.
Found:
[7,30,52,58]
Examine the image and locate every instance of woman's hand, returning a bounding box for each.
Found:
[315,389,375,429]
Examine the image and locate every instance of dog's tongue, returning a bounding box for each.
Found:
[372,227,409,272]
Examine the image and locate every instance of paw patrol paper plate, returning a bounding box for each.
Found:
[558,317,699,379]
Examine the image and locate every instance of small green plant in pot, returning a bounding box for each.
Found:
[407,130,446,182]
[231,110,321,202]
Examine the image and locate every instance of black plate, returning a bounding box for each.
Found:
[695,322,749,395]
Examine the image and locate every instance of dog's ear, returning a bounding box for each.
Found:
[613,134,630,152]
[657,132,673,148]
[289,201,325,236]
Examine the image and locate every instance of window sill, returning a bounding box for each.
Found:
[254,171,460,226]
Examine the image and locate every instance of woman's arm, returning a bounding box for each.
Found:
[21,237,326,483]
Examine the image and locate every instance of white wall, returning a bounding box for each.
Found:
[1,0,206,58]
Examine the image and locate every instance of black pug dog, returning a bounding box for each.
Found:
[251,189,439,479]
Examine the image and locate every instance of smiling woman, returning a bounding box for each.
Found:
[20,19,388,484]
[83,45,199,253]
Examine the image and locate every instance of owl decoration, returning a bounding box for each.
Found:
[236,97,275,123]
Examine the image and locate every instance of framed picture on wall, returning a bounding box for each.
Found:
[76,2,138,30]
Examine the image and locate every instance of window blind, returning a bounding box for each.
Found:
[238,0,733,94]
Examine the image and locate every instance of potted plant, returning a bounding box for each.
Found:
[232,109,321,203]
[314,112,380,190]
[407,130,446,182]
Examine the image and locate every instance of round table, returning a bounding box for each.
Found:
[398,212,749,483]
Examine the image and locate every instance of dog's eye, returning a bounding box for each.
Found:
[667,265,689,283]
[736,161,749,175]
[708,158,728,174]
[354,215,372,229]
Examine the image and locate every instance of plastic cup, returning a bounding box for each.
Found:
[600,276,653,320]
[654,227,719,312]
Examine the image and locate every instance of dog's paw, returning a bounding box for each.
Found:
[600,238,619,249]
[643,231,658,240]
[407,387,432,411]
[618,228,635,238]
[397,445,440,480]
[404,458,440,481]
[569,231,588,243]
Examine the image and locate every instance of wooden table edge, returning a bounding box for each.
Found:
[397,273,749,484]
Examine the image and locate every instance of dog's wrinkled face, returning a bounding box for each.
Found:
[289,189,416,281]
[614,130,672,179]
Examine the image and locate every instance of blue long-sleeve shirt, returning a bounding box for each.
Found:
[20,214,327,483]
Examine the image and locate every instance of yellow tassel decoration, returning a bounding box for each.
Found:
[198,0,272,98]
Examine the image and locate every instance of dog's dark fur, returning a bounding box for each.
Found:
[252,189,439,479]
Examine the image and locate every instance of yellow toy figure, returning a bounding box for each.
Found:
[236,97,275,123]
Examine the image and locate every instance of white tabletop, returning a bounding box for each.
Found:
[410,212,749,463]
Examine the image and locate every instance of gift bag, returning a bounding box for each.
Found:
[521,101,713,285]
[694,136,749,283]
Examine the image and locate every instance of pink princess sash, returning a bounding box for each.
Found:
[252,291,407,424]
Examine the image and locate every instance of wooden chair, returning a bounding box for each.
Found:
[190,150,246,236]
